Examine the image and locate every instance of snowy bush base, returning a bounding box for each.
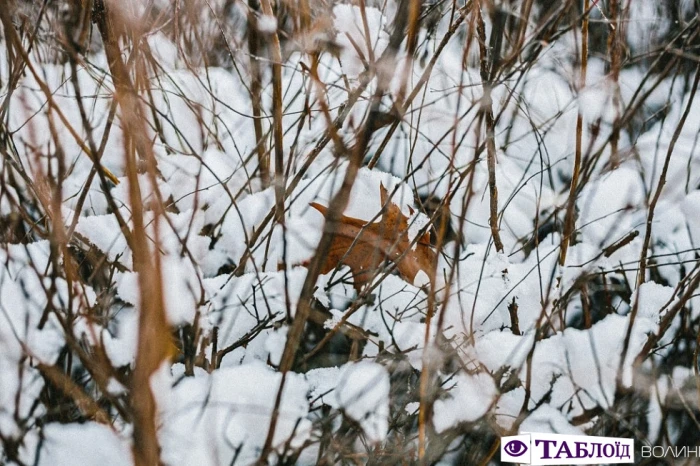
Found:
[2,0,700,464]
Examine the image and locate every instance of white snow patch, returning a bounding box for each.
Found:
[335,361,390,442]
[432,372,497,433]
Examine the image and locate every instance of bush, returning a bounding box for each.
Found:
[1,0,699,464]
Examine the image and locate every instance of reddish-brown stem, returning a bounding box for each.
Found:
[247,0,270,188]
[559,0,589,266]
[93,2,171,465]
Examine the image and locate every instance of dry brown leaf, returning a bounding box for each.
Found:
[309,184,435,289]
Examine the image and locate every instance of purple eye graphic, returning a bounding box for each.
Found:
[504,440,528,457]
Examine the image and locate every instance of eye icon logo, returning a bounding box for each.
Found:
[504,440,528,457]
[500,434,531,463]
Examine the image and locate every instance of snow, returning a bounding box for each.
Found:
[578,166,646,247]
[432,372,497,433]
[205,268,307,362]
[520,405,585,436]
[412,269,430,288]
[75,213,133,267]
[1,2,698,463]
[306,366,342,409]
[407,210,430,246]
[682,190,700,243]
[257,15,278,34]
[633,282,675,321]
[159,362,311,466]
[333,5,389,79]
[335,361,390,443]
[22,423,133,466]
[116,255,205,326]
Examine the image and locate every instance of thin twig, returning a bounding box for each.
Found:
[475,1,504,253]
[559,0,590,266]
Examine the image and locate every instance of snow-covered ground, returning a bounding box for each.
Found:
[1,0,700,464]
